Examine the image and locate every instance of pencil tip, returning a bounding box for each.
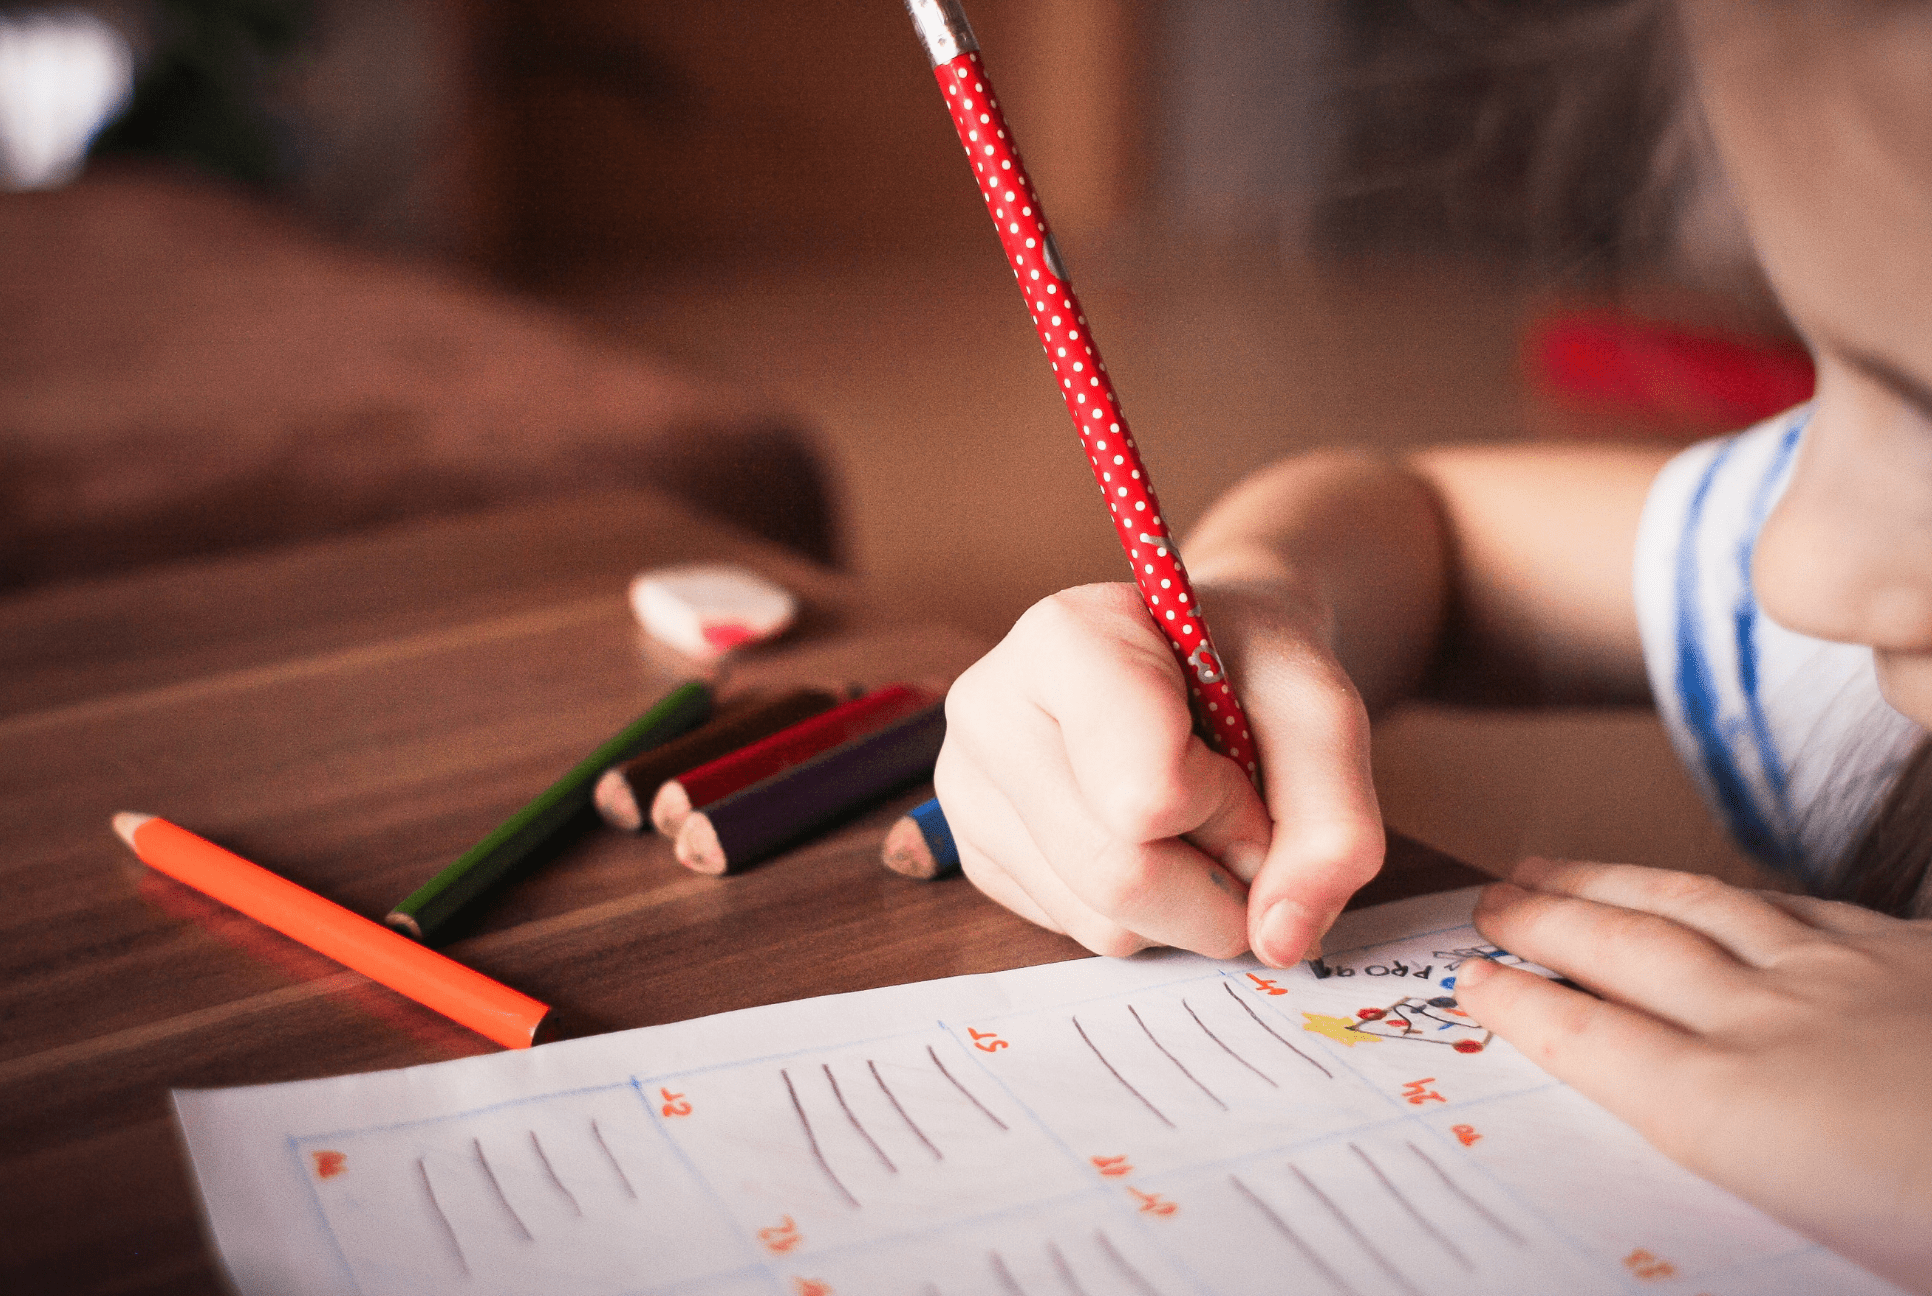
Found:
[882,815,938,880]
[111,812,154,848]
[592,768,642,833]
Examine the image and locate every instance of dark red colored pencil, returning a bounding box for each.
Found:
[650,684,937,837]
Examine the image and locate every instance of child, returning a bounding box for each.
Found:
[933,0,1932,1288]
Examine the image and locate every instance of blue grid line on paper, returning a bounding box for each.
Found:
[295,1080,641,1144]
[289,1132,367,1296]
[627,1075,778,1286]
[943,1015,1224,1296]
[625,1016,1006,1089]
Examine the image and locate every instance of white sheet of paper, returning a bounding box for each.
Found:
[174,888,1899,1295]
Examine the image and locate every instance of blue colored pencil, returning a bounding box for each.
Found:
[881,796,960,880]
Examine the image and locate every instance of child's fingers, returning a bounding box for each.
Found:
[1237,645,1385,967]
[1474,882,1762,1032]
[1037,591,1273,859]
[993,732,1253,959]
[1452,959,1709,1146]
[1755,890,1905,936]
[1508,857,1817,967]
[955,848,1065,936]
[935,730,1243,958]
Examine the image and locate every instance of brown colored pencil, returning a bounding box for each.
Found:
[592,688,839,832]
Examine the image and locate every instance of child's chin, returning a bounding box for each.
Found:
[1873,651,1932,727]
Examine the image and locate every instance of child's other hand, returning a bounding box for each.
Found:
[934,582,1383,965]
[1458,859,1932,1292]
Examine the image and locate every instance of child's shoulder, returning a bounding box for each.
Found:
[1633,405,1923,891]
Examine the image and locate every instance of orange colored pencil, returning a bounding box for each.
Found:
[113,813,552,1049]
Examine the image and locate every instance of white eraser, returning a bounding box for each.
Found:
[629,564,798,660]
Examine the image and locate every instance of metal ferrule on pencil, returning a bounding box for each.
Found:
[906,0,978,66]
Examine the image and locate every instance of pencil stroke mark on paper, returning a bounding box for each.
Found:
[1047,1239,1091,1296]
[1229,1174,1360,1296]
[928,1044,1008,1131]
[1406,1141,1526,1245]
[1129,1003,1225,1110]
[870,1058,942,1160]
[1289,1163,1421,1296]
[417,1156,469,1278]
[1223,980,1332,1078]
[529,1131,581,1216]
[1350,1143,1471,1270]
[1183,997,1276,1087]
[1094,1229,1161,1296]
[1074,1016,1173,1129]
[989,1249,1029,1296]
[588,1119,636,1199]
[783,1068,859,1209]
[824,1063,896,1174]
[473,1137,533,1241]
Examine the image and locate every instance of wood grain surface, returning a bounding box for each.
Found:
[0,492,1478,1294]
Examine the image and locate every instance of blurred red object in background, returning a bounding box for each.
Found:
[1529,310,1814,435]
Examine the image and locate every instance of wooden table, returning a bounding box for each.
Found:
[0,491,1476,1293]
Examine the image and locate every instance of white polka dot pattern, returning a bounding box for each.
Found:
[933,53,1256,780]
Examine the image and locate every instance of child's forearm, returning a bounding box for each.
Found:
[1184,449,1449,712]
[1185,444,1670,709]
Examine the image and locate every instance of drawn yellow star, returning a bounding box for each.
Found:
[1302,1013,1380,1047]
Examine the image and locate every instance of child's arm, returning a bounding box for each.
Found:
[1460,859,1932,1293]
[936,442,1673,965]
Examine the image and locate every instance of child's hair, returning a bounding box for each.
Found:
[1842,747,1932,918]
[1319,0,1768,304]
[1329,1,1932,914]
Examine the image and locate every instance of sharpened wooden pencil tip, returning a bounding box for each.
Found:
[882,815,940,880]
[593,768,643,833]
[112,812,154,849]
[674,812,728,876]
[651,781,693,839]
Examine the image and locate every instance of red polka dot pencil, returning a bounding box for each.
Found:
[903,0,1256,781]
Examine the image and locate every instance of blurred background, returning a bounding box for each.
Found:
[1,0,1810,877]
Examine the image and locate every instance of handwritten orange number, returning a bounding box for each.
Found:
[968,1028,1008,1053]
[1623,1249,1677,1281]
[1402,1077,1446,1105]
[311,1151,347,1179]
[1246,973,1288,996]
[660,1087,693,1117]
[1090,1154,1133,1178]
[758,1216,803,1254]
[1130,1188,1178,1217]
[1452,1124,1481,1146]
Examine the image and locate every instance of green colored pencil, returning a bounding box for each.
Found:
[387,681,712,942]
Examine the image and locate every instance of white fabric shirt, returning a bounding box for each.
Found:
[1633,407,1924,890]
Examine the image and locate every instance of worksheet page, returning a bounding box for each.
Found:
[174,889,1899,1296]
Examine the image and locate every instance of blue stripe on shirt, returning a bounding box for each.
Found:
[1732,417,1806,817]
[1675,436,1789,866]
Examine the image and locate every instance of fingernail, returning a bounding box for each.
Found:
[1298,904,1345,963]
[1455,956,1494,985]
[1255,900,1307,968]
[1223,840,1266,883]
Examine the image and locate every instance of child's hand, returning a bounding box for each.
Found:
[934,582,1383,966]
[1458,858,1932,1293]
